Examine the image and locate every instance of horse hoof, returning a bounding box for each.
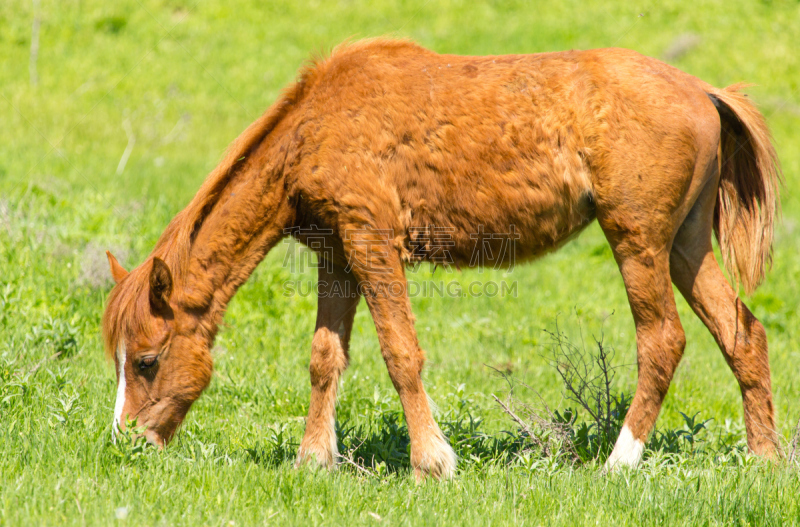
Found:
[295,447,336,471]
[412,434,457,482]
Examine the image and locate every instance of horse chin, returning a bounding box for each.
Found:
[148,399,192,446]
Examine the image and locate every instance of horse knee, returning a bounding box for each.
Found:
[309,328,348,388]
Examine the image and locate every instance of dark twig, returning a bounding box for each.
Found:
[490,312,630,464]
[491,393,551,457]
[335,439,379,478]
[543,313,627,456]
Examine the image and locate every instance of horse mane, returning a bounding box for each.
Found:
[102,55,323,358]
[153,74,315,275]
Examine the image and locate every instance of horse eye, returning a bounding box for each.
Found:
[139,356,158,370]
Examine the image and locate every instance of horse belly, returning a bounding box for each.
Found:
[404,156,596,270]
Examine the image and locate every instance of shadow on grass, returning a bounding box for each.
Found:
[242,424,298,468]
[242,411,530,474]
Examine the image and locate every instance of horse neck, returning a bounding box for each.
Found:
[176,140,295,336]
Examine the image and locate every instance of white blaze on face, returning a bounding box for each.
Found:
[113,343,127,435]
[604,425,645,471]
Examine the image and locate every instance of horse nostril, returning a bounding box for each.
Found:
[143,429,165,449]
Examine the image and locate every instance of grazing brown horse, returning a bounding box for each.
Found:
[103,39,781,479]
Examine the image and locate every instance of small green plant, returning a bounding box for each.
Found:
[47,392,82,427]
[94,15,127,34]
[107,418,152,463]
[243,424,296,467]
[648,412,712,455]
[337,412,411,474]
[27,317,80,359]
[0,282,18,327]
[1,363,38,407]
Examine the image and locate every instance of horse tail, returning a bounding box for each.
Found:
[706,84,782,294]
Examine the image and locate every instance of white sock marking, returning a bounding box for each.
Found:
[605,424,644,471]
[113,343,127,436]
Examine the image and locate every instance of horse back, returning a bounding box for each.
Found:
[286,41,717,269]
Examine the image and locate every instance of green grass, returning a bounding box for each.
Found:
[2,0,800,524]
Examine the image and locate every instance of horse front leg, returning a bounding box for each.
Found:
[348,240,457,481]
[296,262,360,469]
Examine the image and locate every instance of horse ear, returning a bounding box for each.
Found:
[106,251,129,284]
[149,257,173,308]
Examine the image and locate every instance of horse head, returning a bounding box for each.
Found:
[103,251,213,446]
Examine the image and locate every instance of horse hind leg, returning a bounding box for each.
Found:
[598,94,736,469]
[602,230,687,469]
[296,263,360,469]
[597,159,703,469]
[669,176,779,457]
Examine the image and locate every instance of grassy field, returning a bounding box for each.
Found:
[2,0,800,524]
